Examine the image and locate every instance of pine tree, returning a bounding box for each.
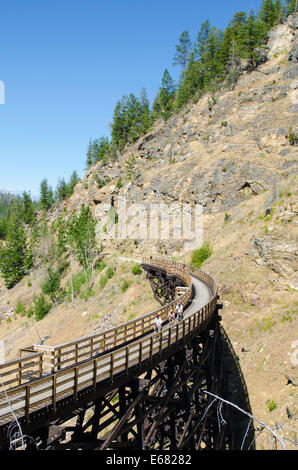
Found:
[273,0,283,21]
[126,93,143,143]
[55,216,67,258]
[21,191,36,225]
[86,139,94,168]
[173,30,192,69]
[41,266,61,302]
[195,20,210,62]
[193,21,223,88]
[175,54,204,110]
[139,88,151,134]
[55,178,68,202]
[243,10,265,69]
[39,178,53,211]
[286,0,297,14]
[24,240,34,272]
[219,12,247,72]
[154,69,176,120]
[203,26,223,87]
[68,171,80,196]
[0,201,27,288]
[111,90,152,150]
[111,99,127,151]
[0,217,8,240]
[85,137,110,168]
[259,0,280,29]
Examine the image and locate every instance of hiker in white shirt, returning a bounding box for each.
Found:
[155,314,162,333]
[177,302,183,321]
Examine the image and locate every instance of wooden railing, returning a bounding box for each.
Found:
[17,262,192,374]
[0,258,218,426]
[0,353,43,390]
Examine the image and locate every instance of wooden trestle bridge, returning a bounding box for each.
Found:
[0,257,254,450]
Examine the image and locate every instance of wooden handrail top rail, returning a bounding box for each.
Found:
[0,352,43,370]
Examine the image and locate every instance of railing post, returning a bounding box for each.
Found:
[90,338,94,359]
[52,375,57,412]
[74,367,78,401]
[93,359,97,388]
[141,318,144,335]
[110,353,114,381]
[75,343,78,365]
[133,322,136,339]
[57,348,61,371]
[25,384,30,425]
[125,347,129,372]
[149,337,153,362]
[17,359,22,386]
[50,350,55,373]
[39,353,43,377]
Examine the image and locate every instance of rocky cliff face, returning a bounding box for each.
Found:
[56,14,297,260]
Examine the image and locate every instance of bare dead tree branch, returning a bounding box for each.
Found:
[241,418,253,450]
[204,390,288,450]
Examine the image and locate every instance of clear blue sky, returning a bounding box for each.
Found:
[0,0,263,197]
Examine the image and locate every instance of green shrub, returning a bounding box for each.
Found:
[121,279,132,292]
[80,286,94,301]
[131,264,141,275]
[99,275,108,289]
[191,242,213,268]
[69,271,86,296]
[127,312,136,321]
[256,315,276,333]
[95,259,106,272]
[15,301,26,316]
[26,305,34,318]
[267,400,277,412]
[41,267,61,301]
[33,294,52,321]
[288,127,298,146]
[106,266,115,279]
[280,311,293,323]
[94,174,110,188]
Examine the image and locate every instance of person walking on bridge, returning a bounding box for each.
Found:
[155,313,162,333]
[168,308,175,326]
[177,301,183,322]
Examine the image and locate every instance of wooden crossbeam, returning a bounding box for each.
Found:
[100,393,143,450]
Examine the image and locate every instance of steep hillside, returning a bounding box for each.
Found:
[0,15,297,449]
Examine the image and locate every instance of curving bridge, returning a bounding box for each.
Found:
[0,257,254,450]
